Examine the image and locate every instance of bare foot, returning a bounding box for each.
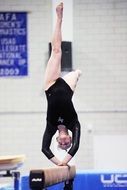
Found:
[56,2,63,20]
[76,69,82,77]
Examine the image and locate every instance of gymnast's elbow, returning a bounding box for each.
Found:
[74,143,80,153]
[41,147,48,157]
[41,147,54,160]
[69,143,79,157]
[41,141,47,154]
[41,147,45,154]
[41,145,46,154]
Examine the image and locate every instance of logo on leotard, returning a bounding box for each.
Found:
[58,117,64,123]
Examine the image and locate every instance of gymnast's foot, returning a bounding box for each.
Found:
[56,2,63,20]
[76,69,82,77]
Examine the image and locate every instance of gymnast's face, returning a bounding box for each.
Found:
[56,134,72,150]
[57,134,71,150]
[57,125,72,150]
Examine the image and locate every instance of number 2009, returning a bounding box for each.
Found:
[0,68,19,76]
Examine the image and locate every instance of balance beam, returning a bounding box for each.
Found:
[29,165,76,190]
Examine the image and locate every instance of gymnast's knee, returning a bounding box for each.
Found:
[50,47,62,61]
[52,44,62,54]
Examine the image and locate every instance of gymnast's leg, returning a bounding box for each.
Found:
[44,3,63,90]
[62,69,82,91]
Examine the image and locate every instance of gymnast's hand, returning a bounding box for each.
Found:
[58,162,67,166]
[50,156,62,166]
[58,162,71,169]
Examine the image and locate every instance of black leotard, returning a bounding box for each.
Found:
[42,78,81,159]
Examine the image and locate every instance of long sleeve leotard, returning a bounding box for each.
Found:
[42,78,81,159]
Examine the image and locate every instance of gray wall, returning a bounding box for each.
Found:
[73,0,127,169]
[0,0,127,175]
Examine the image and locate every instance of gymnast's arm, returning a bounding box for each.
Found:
[41,122,61,165]
[61,121,81,165]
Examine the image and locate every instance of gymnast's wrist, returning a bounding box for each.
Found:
[50,156,61,165]
[63,153,72,163]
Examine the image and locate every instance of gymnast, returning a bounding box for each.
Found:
[42,2,81,166]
